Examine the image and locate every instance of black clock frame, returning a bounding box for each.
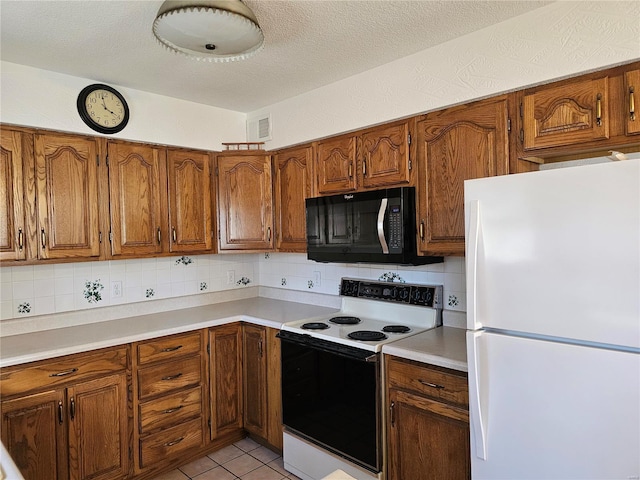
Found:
[77,83,130,134]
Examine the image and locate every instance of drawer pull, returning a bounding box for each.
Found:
[164,437,184,447]
[49,368,78,377]
[630,86,636,121]
[161,345,183,353]
[596,93,602,126]
[161,373,183,381]
[419,379,445,390]
[163,405,184,415]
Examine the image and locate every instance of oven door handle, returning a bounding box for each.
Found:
[377,198,389,254]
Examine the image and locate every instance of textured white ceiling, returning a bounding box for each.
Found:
[0,0,551,113]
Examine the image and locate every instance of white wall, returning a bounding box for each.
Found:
[251,1,640,149]
[0,62,246,151]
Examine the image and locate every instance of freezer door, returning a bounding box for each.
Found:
[467,330,640,480]
[464,160,640,348]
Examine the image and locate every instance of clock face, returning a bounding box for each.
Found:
[77,84,129,134]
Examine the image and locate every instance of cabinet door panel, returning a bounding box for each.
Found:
[316,136,356,195]
[34,134,100,259]
[167,149,213,253]
[217,155,273,250]
[209,324,243,440]
[360,122,410,189]
[523,77,609,149]
[1,389,68,480]
[67,373,129,480]
[0,129,27,261]
[388,389,470,480]
[625,69,640,135]
[417,98,509,256]
[274,146,313,252]
[108,142,167,256]
[243,325,267,438]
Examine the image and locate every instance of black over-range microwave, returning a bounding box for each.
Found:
[305,186,442,265]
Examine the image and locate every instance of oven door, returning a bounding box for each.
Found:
[278,330,382,473]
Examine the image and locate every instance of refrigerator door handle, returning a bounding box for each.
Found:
[466,200,481,330]
[467,330,488,460]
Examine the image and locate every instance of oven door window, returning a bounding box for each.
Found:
[280,337,381,472]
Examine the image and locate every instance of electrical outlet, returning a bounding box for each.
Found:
[226,270,235,285]
[111,281,123,298]
[313,271,321,287]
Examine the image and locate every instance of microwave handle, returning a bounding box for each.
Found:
[377,198,389,254]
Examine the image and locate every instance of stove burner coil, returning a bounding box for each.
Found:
[382,325,411,334]
[301,322,330,330]
[329,316,361,325]
[347,330,388,341]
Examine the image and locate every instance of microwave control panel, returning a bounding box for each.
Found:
[387,198,403,253]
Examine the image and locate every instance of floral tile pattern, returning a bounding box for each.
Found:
[378,272,405,283]
[83,280,104,303]
[145,288,155,298]
[175,256,193,266]
[236,277,251,286]
[17,302,31,314]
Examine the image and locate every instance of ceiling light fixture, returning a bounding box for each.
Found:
[153,0,264,63]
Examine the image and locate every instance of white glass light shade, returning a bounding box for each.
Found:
[153,1,264,62]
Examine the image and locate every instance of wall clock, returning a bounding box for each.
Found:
[77,84,129,134]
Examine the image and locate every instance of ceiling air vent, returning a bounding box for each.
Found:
[247,113,272,142]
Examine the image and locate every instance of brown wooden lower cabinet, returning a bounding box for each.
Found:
[386,355,470,480]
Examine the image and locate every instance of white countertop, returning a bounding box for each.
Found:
[0,297,339,367]
[382,326,467,372]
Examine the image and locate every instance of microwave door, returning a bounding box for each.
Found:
[377,198,389,254]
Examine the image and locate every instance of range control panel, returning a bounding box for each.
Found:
[340,278,443,308]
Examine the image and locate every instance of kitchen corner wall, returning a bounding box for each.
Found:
[0,254,465,323]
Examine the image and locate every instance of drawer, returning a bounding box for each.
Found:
[137,355,201,400]
[387,356,468,407]
[139,386,202,434]
[139,417,204,468]
[137,331,202,365]
[0,347,128,397]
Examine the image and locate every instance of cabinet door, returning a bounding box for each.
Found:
[0,129,27,261]
[34,133,100,259]
[243,324,267,438]
[274,145,313,252]
[417,98,509,256]
[209,324,243,440]
[523,77,609,150]
[625,69,640,135]
[67,373,129,480]
[359,121,411,189]
[167,149,214,253]
[388,389,470,480]
[316,135,357,195]
[108,141,167,256]
[217,154,273,250]
[1,389,68,480]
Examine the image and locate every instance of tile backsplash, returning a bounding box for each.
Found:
[0,253,466,321]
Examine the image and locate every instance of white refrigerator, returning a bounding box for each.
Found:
[464,159,640,480]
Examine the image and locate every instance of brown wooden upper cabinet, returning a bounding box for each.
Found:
[216,153,274,251]
[108,141,168,257]
[0,128,28,261]
[625,69,640,136]
[167,148,214,253]
[522,76,610,150]
[34,132,101,260]
[274,144,314,252]
[315,120,413,196]
[416,96,510,256]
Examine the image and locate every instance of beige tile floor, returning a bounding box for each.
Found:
[151,437,301,480]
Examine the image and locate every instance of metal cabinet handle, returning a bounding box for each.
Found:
[161,345,182,353]
[258,338,264,358]
[163,437,184,447]
[362,158,367,176]
[69,397,76,420]
[157,227,161,244]
[58,401,64,425]
[163,405,184,415]
[172,227,177,243]
[41,228,46,249]
[267,227,272,242]
[49,368,78,377]
[161,373,183,381]
[419,221,425,241]
[419,379,445,389]
[18,228,23,251]
[596,93,602,126]
[390,401,395,427]
[348,162,353,178]
[630,87,636,121]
